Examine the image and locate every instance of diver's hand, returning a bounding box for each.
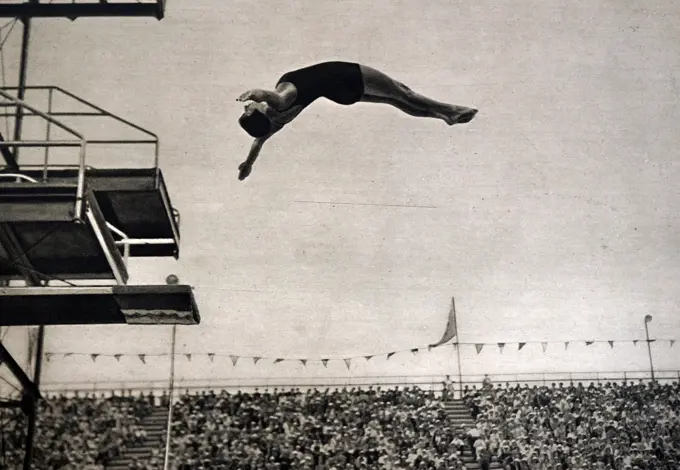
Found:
[238,162,252,181]
[237,90,257,102]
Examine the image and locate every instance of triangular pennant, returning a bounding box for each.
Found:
[90,354,99,362]
[321,359,329,368]
[586,341,594,346]
[633,340,638,346]
[411,348,419,355]
[45,353,53,362]
[671,340,676,348]
[63,353,73,358]
[299,359,307,366]
[649,339,656,343]
[230,355,239,366]
[564,342,569,350]
[208,353,215,362]
[608,341,614,348]
[253,357,261,365]
[386,352,396,360]
[114,354,122,362]
[274,358,284,364]
[138,354,146,364]
[541,342,548,353]
[364,355,373,361]
[475,344,484,354]
[343,358,351,369]
[452,343,458,350]
[518,343,526,351]
[498,343,505,354]
[185,354,192,362]
[427,345,433,352]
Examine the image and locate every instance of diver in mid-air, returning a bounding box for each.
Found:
[236,61,478,181]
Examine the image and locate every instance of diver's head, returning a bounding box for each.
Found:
[239,102,271,138]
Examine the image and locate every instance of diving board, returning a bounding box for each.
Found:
[0,285,200,326]
[0,0,166,19]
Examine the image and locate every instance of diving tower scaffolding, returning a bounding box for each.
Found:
[0,86,199,325]
[0,3,187,469]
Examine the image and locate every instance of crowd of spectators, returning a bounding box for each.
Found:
[170,387,469,469]
[463,381,680,470]
[0,391,153,470]
[3,380,680,470]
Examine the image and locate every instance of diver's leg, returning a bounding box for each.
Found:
[359,65,478,125]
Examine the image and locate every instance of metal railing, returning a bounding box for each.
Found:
[0,89,87,218]
[37,369,680,397]
[0,85,160,185]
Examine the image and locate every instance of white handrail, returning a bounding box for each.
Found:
[0,174,37,183]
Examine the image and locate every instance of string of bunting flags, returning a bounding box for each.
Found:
[44,338,676,369]
[39,298,677,370]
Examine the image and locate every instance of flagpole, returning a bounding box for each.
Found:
[163,274,180,470]
[452,297,463,399]
[163,325,177,470]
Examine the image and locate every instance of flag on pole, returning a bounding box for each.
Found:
[430,297,458,347]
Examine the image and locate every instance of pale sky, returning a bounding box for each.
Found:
[1,0,680,394]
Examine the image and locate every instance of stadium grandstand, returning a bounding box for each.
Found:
[1,372,680,469]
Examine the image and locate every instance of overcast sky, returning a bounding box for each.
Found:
[1,0,679,392]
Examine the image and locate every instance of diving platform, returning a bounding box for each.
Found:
[0,86,198,323]
[0,285,200,326]
[0,184,128,284]
[6,168,181,258]
[0,0,166,20]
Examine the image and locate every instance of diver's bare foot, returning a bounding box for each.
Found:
[444,107,478,125]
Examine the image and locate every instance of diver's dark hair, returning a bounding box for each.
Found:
[239,109,271,138]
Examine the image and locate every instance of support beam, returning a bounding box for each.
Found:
[0,343,41,401]
[23,325,44,470]
[12,15,31,163]
[0,2,165,19]
[0,224,43,286]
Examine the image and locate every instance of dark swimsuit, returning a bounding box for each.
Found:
[276,62,365,111]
